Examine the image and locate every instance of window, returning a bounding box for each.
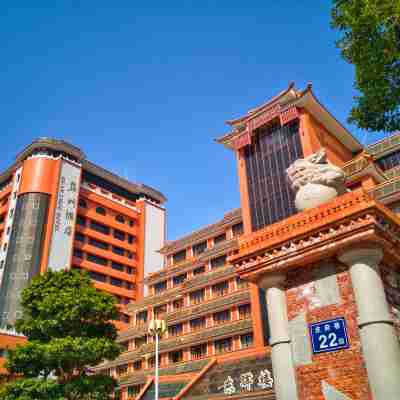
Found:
[214,233,226,245]
[76,215,86,226]
[133,361,142,371]
[115,214,125,223]
[232,222,244,237]
[119,340,129,351]
[87,253,108,266]
[212,281,229,297]
[129,219,135,227]
[89,271,106,283]
[119,313,130,324]
[111,261,124,272]
[127,251,134,259]
[126,266,136,275]
[114,229,126,241]
[148,357,155,369]
[173,273,187,286]
[213,309,231,325]
[134,336,147,348]
[128,385,142,397]
[191,344,207,360]
[128,234,135,244]
[111,277,123,287]
[78,198,87,208]
[190,317,205,332]
[136,311,148,326]
[240,333,254,348]
[190,289,205,305]
[96,206,106,216]
[193,241,207,256]
[116,364,128,375]
[112,246,125,256]
[215,337,232,354]
[154,281,167,295]
[153,304,167,318]
[168,323,183,337]
[89,237,109,250]
[173,298,184,310]
[236,277,249,290]
[238,304,251,319]
[126,282,134,290]
[211,255,227,269]
[169,350,183,364]
[90,220,110,235]
[75,232,85,242]
[172,249,186,264]
[73,248,83,259]
[193,266,205,276]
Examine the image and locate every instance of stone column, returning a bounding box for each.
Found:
[260,274,299,400]
[339,248,400,400]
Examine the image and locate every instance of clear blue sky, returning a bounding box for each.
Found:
[0,1,387,240]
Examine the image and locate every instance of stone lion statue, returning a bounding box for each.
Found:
[286,148,346,211]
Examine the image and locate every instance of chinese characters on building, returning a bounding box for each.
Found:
[47,161,81,271]
[218,369,273,395]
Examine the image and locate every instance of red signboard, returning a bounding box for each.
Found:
[232,131,251,150]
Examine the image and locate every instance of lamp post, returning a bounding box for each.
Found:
[148,319,166,400]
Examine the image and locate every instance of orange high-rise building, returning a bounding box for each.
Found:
[0,138,166,329]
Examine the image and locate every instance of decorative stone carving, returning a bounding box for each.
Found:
[286,149,346,211]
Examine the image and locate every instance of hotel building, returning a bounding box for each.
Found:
[101,84,400,400]
[0,138,166,330]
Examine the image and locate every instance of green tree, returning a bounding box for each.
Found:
[0,269,121,400]
[331,0,400,132]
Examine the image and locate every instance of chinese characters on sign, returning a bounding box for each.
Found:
[218,369,273,395]
[47,161,81,271]
[310,317,350,354]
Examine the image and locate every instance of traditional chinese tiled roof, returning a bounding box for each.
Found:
[159,209,241,255]
[216,83,362,153]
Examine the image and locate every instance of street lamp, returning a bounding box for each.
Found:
[148,319,166,400]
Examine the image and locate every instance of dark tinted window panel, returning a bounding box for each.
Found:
[193,241,207,256]
[244,119,303,231]
[75,232,85,242]
[89,237,109,250]
[0,193,49,327]
[112,246,125,256]
[114,229,126,241]
[172,249,186,264]
[90,220,110,235]
[376,150,400,171]
[111,261,124,271]
[214,232,226,245]
[90,271,107,282]
[232,222,244,237]
[76,215,86,226]
[87,253,108,266]
[211,255,226,269]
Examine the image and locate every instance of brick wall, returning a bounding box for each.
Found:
[285,262,372,400]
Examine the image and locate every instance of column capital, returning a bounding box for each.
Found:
[338,247,383,267]
[258,273,286,290]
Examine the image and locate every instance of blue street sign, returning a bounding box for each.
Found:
[309,317,350,354]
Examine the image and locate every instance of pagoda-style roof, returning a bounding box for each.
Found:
[216,83,363,153]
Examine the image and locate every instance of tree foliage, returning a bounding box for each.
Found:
[0,269,121,400]
[331,0,400,132]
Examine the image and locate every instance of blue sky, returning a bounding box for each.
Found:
[0,1,387,240]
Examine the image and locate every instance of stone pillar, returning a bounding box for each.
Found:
[260,274,298,400]
[339,248,400,400]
